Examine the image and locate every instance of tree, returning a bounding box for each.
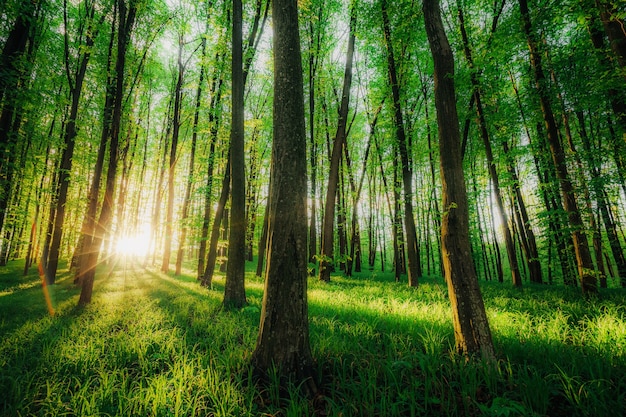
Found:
[456,1,522,287]
[43,0,104,284]
[223,0,247,308]
[251,0,316,394]
[423,0,495,360]
[518,0,597,295]
[79,0,137,305]
[160,33,185,274]
[318,3,356,283]
[381,0,422,287]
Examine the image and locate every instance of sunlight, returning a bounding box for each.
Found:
[114,232,151,257]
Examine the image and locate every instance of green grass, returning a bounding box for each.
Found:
[1,259,625,416]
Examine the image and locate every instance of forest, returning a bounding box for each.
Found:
[1,0,626,415]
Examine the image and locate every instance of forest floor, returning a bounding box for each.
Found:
[1,257,625,416]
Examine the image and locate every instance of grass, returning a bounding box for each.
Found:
[0,258,625,416]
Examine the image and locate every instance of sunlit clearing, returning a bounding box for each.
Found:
[115,233,151,257]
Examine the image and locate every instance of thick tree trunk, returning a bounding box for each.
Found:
[424,0,495,360]
[251,0,316,393]
[381,0,421,287]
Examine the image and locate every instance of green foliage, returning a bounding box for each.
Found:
[1,260,625,416]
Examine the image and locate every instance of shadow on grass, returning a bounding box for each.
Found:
[1,259,626,416]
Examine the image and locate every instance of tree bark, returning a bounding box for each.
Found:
[251,0,316,394]
[201,158,230,288]
[519,0,597,295]
[197,63,223,280]
[224,0,247,308]
[176,37,207,276]
[79,0,136,305]
[457,3,522,287]
[381,0,421,287]
[424,0,495,360]
[47,2,101,284]
[318,6,356,282]
[161,35,184,274]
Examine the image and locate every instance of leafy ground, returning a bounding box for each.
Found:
[1,258,625,416]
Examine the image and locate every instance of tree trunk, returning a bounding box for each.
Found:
[502,140,542,283]
[457,3,522,287]
[424,0,495,360]
[596,1,626,79]
[74,11,117,282]
[224,0,247,309]
[47,2,101,284]
[519,0,597,295]
[251,0,316,394]
[578,111,626,287]
[176,37,207,276]
[256,203,269,277]
[79,0,136,305]
[381,0,421,287]
[201,158,230,288]
[0,1,40,240]
[197,64,223,279]
[161,36,184,274]
[318,6,356,282]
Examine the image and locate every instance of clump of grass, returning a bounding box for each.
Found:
[1,260,625,416]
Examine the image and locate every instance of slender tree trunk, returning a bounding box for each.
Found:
[381,0,421,287]
[47,3,101,284]
[457,3,521,286]
[256,203,269,277]
[519,0,597,295]
[224,0,247,308]
[201,159,230,288]
[161,36,185,274]
[318,6,356,282]
[509,70,576,284]
[392,154,405,282]
[578,111,626,287]
[502,140,542,283]
[79,0,136,305]
[176,38,207,276]
[74,12,117,281]
[424,0,495,360]
[307,15,322,264]
[0,1,40,240]
[197,66,223,279]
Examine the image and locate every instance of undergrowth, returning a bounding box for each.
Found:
[1,258,625,416]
